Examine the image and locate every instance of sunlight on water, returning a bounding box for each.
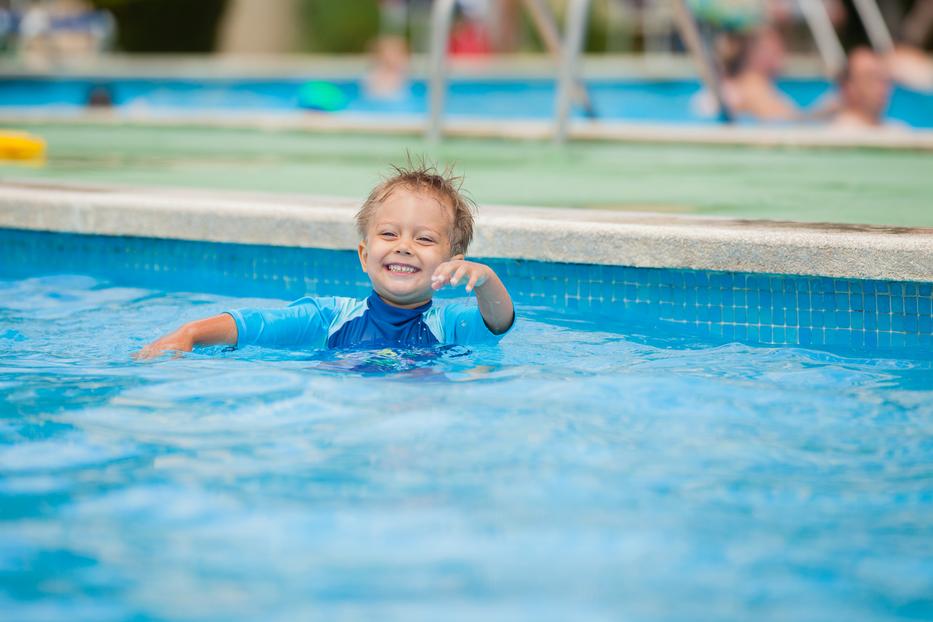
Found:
[1,275,932,621]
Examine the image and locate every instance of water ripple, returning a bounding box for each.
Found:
[1,274,931,621]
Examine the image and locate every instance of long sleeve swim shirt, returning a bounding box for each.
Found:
[225,291,510,350]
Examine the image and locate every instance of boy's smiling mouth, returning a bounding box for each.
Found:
[385,263,420,274]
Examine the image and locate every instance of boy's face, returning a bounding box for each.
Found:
[358,187,460,308]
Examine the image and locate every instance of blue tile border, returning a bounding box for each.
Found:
[2,228,931,352]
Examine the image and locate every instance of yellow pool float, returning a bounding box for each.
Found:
[0,131,46,162]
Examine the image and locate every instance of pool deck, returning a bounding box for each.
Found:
[2,180,931,283]
[3,122,933,229]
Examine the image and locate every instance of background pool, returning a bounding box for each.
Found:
[2,76,932,128]
[2,267,932,620]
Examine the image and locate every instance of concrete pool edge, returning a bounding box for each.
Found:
[1,181,931,283]
[1,111,931,151]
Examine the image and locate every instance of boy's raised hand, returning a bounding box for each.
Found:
[432,259,514,335]
[431,259,491,293]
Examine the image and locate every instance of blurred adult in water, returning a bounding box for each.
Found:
[717,25,799,121]
[365,34,410,100]
[833,47,893,128]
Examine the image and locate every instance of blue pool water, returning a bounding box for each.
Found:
[1,234,932,620]
[1,76,932,128]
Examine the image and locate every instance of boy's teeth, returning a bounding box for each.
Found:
[388,264,416,273]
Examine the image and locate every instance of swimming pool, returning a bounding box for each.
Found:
[2,75,932,128]
[1,228,932,620]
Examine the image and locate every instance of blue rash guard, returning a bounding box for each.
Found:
[225,291,511,350]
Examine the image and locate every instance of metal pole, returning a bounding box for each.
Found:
[851,0,896,53]
[427,0,457,143]
[523,0,563,51]
[670,0,732,123]
[796,0,847,75]
[554,0,592,143]
[523,0,597,118]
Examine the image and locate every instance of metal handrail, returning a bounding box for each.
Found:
[554,0,593,143]
[427,0,457,142]
[523,0,597,118]
[670,0,733,123]
[851,0,896,53]
[796,0,847,76]
[430,0,823,142]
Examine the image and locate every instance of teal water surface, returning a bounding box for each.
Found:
[1,274,932,621]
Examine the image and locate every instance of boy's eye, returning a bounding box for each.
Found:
[417,236,435,243]
[379,231,397,238]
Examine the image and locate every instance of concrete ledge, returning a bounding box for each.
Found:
[2,111,931,151]
[1,181,931,282]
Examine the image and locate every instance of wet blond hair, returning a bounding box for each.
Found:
[355,159,476,256]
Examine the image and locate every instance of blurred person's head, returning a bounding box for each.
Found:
[372,35,408,72]
[745,26,786,78]
[837,47,891,125]
[717,31,749,79]
[718,26,786,80]
[367,35,409,99]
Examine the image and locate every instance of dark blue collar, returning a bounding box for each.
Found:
[367,291,432,326]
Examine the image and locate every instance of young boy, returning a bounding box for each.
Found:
[137,163,514,358]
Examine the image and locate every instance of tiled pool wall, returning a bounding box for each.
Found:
[2,228,931,351]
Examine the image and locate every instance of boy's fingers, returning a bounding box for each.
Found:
[431,266,452,289]
[465,272,480,293]
[431,262,454,281]
[432,261,468,289]
[450,265,468,286]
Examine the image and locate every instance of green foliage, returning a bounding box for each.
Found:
[517,0,612,54]
[297,0,381,54]
[90,0,228,53]
[584,0,609,53]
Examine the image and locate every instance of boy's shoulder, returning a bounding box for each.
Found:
[288,294,368,321]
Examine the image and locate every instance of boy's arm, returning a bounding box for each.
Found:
[432,260,514,334]
[135,314,237,360]
[471,269,514,335]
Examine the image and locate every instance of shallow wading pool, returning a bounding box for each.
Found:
[1,229,932,621]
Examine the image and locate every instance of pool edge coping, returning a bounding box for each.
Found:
[1,181,931,283]
[2,111,932,152]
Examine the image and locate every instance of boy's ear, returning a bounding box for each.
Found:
[450,253,465,261]
[357,241,368,273]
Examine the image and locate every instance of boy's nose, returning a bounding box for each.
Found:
[393,239,413,255]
